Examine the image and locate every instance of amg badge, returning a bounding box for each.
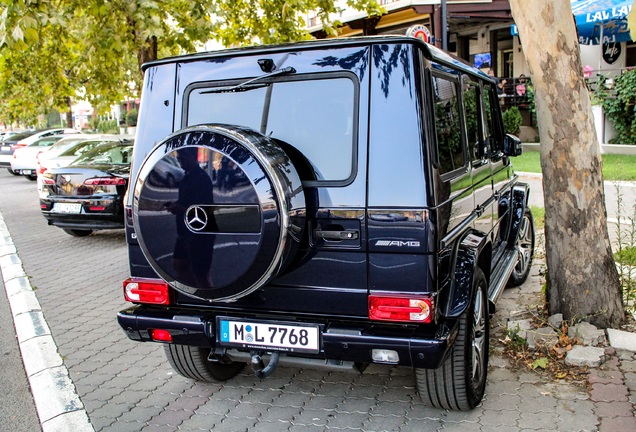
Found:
[375,240,421,247]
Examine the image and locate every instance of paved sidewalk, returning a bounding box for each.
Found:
[1,170,635,431]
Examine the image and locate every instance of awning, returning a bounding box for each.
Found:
[571,0,633,45]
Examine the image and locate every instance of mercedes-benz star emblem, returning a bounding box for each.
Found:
[185,206,208,232]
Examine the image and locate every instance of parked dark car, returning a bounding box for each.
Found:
[117,36,534,411]
[39,140,133,237]
[0,130,40,174]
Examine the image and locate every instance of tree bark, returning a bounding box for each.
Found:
[65,96,73,129]
[138,35,158,80]
[509,0,624,328]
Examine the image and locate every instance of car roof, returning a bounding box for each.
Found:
[143,35,493,83]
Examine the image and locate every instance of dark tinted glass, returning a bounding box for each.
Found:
[187,77,355,182]
[432,75,465,175]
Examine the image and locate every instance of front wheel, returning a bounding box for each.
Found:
[507,208,535,287]
[62,229,93,237]
[164,345,245,382]
[415,267,489,410]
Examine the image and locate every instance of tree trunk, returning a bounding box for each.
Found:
[509,0,624,328]
[65,96,73,129]
[138,35,158,79]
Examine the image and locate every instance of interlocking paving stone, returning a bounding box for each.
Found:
[590,383,629,402]
[478,409,521,427]
[598,416,636,432]
[325,411,369,429]
[518,411,560,430]
[594,401,634,417]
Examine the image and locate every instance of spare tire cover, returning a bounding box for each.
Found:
[133,124,305,302]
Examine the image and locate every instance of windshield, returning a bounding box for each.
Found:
[30,136,63,147]
[59,139,116,157]
[71,142,133,166]
[187,75,356,183]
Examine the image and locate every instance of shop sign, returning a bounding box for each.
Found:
[603,42,622,64]
[407,25,433,43]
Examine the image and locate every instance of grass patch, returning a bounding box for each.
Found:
[529,205,545,230]
[512,151,636,181]
[601,154,636,181]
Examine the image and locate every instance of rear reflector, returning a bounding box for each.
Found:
[368,295,433,323]
[150,329,173,342]
[89,206,106,211]
[123,278,170,305]
[41,177,55,185]
[85,177,126,186]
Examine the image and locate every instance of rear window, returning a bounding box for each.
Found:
[71,142,133,166]
[185,75,357,184]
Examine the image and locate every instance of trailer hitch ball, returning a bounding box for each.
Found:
[250,350,280,378]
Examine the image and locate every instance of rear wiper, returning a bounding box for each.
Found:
[200,66,296,94]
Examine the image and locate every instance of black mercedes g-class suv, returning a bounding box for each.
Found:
[118,36,534,411]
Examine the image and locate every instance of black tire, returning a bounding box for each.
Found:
[62,229,93,237]
[416,267,489,410]
[507,208,535,287]
[7,168,19,175]
[26,173,37,181]
[163,345,245,382]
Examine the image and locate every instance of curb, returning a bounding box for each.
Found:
[0,213,94,432]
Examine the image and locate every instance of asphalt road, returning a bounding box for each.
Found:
[0,167,633,432]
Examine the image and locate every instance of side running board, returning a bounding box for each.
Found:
[487,248,518,314]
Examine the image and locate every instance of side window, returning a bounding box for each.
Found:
[432,74,466,176]
[462,77,481,161]
[483,84,503,154]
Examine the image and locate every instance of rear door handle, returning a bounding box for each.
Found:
[314,229,359,241]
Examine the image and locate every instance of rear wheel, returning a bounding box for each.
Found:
[163,345,245,382]
[507,208,535,287]
[25,173,37,181]
[7,168,19,175]
[416,267,489,410]
[62,229,93,237]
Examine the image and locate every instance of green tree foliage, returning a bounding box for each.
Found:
[0,1,381,126]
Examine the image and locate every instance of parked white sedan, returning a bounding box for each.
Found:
[36,135,128,192]
[11,135,66,180]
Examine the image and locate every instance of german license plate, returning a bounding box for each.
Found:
[218,317,320,354]
[22,170,32,175]
[1,145,10,152]
[52,203,82,214]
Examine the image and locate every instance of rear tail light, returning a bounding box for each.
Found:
[123,278,170,305]
[368,295,433,323]
[88,205,106,211]
[11,143,27,151]
[41,177,55,185]
[85,177,126,186]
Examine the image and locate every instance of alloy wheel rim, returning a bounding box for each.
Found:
[471,287,486,386]
[514,215,533,275]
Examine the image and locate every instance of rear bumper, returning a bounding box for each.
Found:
[40,198,124,230]
[0,154,12,167]
[117,305,458,370]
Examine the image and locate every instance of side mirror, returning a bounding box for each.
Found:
[503,134,522,157]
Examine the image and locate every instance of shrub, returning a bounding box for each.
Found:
[503,106,522,135]
[126,109,138,127]
[601,69,636,145]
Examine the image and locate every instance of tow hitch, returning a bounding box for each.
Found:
[250,350,280,378]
